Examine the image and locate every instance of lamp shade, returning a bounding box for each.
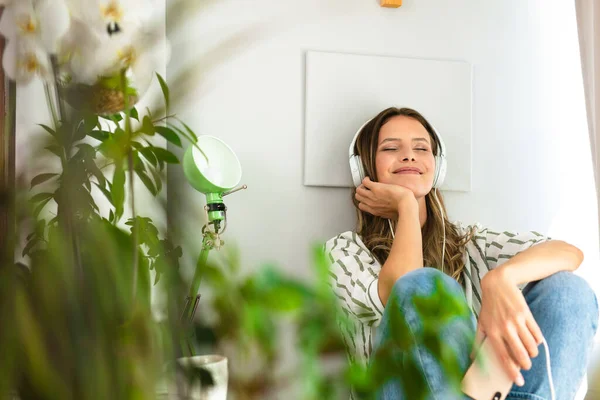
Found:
[183,136,242,194]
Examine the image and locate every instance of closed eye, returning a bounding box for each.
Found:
[381,147,430,152]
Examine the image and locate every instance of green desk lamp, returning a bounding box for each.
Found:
[181,136,246,336]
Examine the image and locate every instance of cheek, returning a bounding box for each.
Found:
[374,153,393,178]
[426,157,436,172]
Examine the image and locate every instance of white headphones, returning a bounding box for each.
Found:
[348,116,447,188]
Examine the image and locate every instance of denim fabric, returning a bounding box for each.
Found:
[371,268,598,400]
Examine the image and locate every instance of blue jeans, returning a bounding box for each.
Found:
[371,268,598,400]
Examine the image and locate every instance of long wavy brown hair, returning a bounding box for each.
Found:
[351,107,475,282]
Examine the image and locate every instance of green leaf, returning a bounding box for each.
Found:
[155,126,182,147]
[99,74,123,90]
[30,173,58,189]
[142,115,155,136]
[85,160,106,187]
[109,209,115,223]
[89,130,110,142]
[22,238,39,257]
[94,182,114,206]
[139,147,158,167]
[156,73,170,109]
[130,107,139,121]
[33,196,52,218]
[175,119,198,142]
[167,123,193,144]
[152,148,179,164]
[38,124,56,137]
[73,121,88,142]
[30,192,53,204]
[125,86,138,96]
[135,168,157,196]
[45,144,62,158]
[84,115,99,131]
[112,165,125,221]
[149,166,163,194]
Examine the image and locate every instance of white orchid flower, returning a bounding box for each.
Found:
[66,0,143,38]
[0,0,70,83]
[61,0,166,92]
[0,0,70,51]
[0,1,36,41]
[2,37,52,84]
[37,0,71,54]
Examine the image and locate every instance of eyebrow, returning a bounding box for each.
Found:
[379,138,431,146]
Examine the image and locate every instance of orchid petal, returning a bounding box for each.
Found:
[3,37,49,84]
[11,1,38,40]
[0,7,16,39]
[37,0,71,53]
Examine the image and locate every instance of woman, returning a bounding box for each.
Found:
[325,107,598,400]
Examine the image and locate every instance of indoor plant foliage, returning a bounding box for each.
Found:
[0,0,189,398]
[0,0,473,398]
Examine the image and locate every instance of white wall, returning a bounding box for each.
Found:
[166,0,600,395]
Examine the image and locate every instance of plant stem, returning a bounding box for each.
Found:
[121,69,139,305]
[43,83,59,129]
[50,55,83,283]
[152,114,176,124]
[50,56,67,127]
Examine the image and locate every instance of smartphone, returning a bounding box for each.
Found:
[461,338,516,400]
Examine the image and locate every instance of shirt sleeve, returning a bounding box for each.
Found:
[471,225,552,271]
[324,232,385,326]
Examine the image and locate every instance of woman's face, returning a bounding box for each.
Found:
[375,115,436,199]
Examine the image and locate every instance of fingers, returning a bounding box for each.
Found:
[357,202,374,215]
[518,318,539,359]
[489,334,524,386]
[526,314,544,346]
[504,326,532,370]
[362,177,374,189]
[356,185,373,200]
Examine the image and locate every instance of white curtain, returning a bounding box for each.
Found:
[576,0,600,227]
[576,2,600,399]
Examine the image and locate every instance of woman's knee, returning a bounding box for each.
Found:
[529,271,598,331]
[389,267,464,307]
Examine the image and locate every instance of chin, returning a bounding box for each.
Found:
[384,178,431,197]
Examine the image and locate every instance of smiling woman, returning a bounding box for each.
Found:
[325,106,599,400]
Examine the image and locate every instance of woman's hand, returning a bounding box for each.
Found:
[355,177,417,219]
[476,268,544,387]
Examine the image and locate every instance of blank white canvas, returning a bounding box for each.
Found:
[303,51,472,191]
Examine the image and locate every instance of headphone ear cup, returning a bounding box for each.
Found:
[432,155,447,188]
[349,155,365,187]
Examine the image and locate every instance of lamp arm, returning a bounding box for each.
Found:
[187,234,213,300]
[222,184,247,197]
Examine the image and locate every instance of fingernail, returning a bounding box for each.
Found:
[516,374,524,387]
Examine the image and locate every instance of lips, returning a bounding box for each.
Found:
[394,167,422,175]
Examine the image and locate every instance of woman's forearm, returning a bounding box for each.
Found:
[378,199,423,306]
[486,240,583,287]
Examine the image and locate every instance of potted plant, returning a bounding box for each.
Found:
[0,1,474,399]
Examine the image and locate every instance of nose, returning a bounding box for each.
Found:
[398,146,417,162]
[401,149,416,162]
